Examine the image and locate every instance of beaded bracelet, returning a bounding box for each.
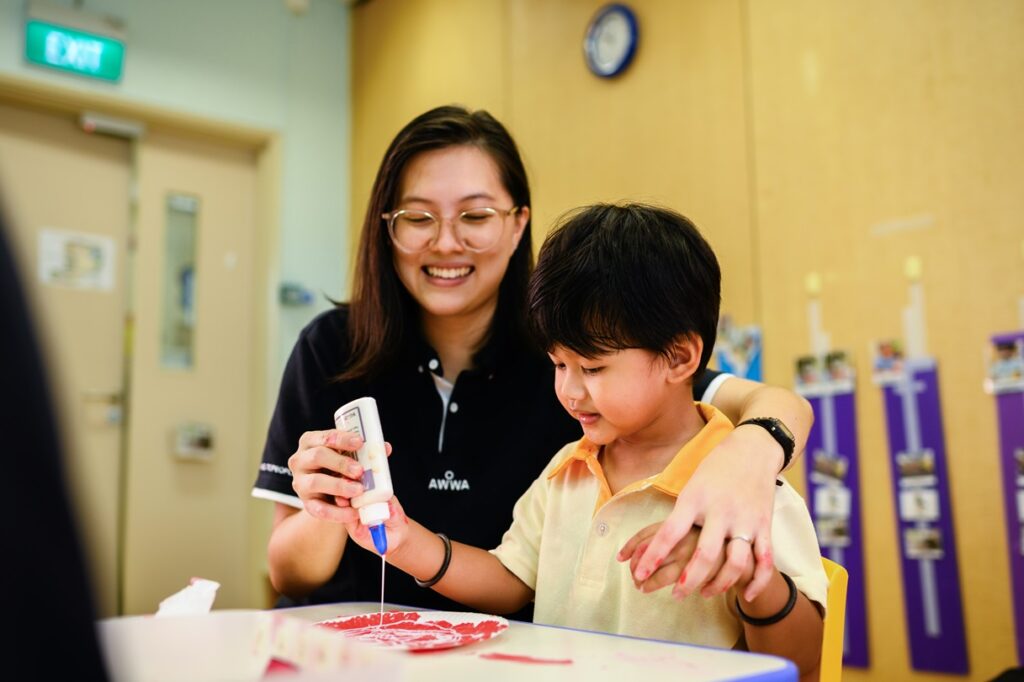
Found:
[736,572,798,626]
[414,532,452,588]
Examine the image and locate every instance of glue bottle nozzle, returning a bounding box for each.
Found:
[370,523,388,556]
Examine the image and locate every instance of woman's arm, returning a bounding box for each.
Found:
[623,376,814,601]
[266,429,373,598]
[268,503,349,598]
[710,377,812,470]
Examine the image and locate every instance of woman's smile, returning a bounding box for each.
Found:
[422,264,474,284]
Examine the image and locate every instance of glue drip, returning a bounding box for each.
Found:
[379,553,385,628]
[369,523,388,628]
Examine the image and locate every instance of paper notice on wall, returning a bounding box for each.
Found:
[714,315,762,381]
[38,227,115,291]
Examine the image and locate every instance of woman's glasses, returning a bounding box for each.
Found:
[383,206,519,253]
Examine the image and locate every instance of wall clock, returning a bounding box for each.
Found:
[584,4,639,78]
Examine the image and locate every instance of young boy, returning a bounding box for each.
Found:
[344,204,827,677]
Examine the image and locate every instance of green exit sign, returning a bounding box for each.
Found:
[25,19,125,82]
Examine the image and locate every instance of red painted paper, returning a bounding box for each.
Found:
[317,611,508,652]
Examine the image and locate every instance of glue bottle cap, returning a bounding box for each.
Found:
[358,501,390,526]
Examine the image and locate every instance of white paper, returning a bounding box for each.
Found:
[37,227,115,291]
[156,578,220,617]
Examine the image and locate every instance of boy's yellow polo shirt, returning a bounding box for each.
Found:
[491,403,828,648]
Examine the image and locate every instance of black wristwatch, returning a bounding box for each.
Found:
[736,417,795,472]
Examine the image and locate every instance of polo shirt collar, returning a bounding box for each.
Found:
[547,403,734,505]
[402,324,522,378]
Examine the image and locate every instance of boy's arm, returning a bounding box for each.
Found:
[368,447,563,615]
[621,521,823,679]
[385,519,535,614]
[736,571,823,679]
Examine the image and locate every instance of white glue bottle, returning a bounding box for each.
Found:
[334,397,392,555]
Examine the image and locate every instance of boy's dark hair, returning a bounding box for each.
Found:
[528,203,720,374]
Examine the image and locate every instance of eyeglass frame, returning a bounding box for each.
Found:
[381,206,521,254]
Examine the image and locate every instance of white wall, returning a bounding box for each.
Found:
[1,0,350,608]
[0,0,351,389]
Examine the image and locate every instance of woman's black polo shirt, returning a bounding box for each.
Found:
[252,306,722,614]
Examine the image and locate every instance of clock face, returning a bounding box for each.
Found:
[584,4,638,78]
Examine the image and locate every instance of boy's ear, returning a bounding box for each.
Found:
[666,333,703,383]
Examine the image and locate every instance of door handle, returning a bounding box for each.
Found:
[82,390,124,405]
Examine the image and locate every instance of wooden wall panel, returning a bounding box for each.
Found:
[747,2,1024,679]
[352,2,1023,678]
[507,0,755,321]
[351,0,509,258]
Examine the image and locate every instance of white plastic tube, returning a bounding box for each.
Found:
[334,397,392,553]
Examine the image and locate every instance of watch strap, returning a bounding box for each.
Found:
[737,417,794,472]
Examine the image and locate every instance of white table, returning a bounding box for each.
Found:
[280,602,797,682]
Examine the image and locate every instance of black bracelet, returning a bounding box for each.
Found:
[736,572,798,626]
[414,532,452,588]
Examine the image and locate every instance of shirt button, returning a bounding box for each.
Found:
[449,402,459,414]
[428,359,439,371]
[596,522,609,537]
[417,365,424,373]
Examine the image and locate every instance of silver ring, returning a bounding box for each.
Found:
[729,535,753,545]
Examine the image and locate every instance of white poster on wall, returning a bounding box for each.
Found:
[38,227,115,291]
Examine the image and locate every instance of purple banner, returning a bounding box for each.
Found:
[879,359,968,674]
[991,331,1024,666]
[801,385,869,668]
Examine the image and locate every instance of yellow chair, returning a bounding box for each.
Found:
[820,557,849,682]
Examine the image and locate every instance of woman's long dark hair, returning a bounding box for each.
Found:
[341,106,534,381]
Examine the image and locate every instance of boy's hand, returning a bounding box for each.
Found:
[618,522,755,599]
[342,496,410,557]
[622,429,777,601]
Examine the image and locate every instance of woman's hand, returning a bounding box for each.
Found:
[287,429,391,525]
[620,427,779,601]
[618,522,755,598]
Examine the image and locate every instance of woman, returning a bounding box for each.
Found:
[252,106,812,612]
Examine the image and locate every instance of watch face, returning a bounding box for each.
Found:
[584,4,639,78]
[760,417,794,447]
[742,418,794,452]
